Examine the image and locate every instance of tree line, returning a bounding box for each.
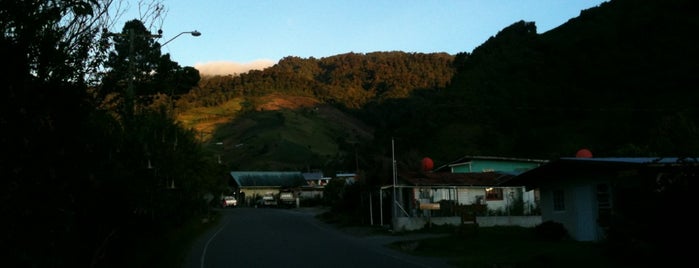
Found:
[178,51,455,110]
[1,1,223,266]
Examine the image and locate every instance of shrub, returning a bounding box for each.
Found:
[534,220,569,241]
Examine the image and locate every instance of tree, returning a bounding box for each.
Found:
[1,1,215,266]
[100,19,200,119]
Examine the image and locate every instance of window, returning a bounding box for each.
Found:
[597,184,612,227]
[418,188,431,199]
[553,189,565,211]
[485,187,503,200]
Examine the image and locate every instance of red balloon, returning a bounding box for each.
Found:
[421,157,434,171]
[576,149,593,158]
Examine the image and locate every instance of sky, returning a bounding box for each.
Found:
[115,0,608,76]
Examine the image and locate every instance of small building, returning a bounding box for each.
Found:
[336,172,356,184]
[381,171,542,231]
[502,157,697,241]
[398,171,520,213]
[300,171,329,199]
[431,155,548,214]
[229,171,306,206]
[302,171,330,186]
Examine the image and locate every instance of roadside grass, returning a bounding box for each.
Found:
[388,225,631,268]
[165,212,222,267]
[119,211,222,268]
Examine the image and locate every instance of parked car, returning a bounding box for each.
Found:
[256,193,278,208]
[278,190,297,208]
[222,196,238,208]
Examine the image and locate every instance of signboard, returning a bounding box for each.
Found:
[419,203,440,210]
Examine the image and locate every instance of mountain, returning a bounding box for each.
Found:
[176,52,455,173]
[178,0,699,178]
[381,0,699,163]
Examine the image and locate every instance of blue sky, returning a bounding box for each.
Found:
[115,0,608,75]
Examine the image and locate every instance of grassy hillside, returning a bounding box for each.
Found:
[177,94,373,171]
[177,98,244,140]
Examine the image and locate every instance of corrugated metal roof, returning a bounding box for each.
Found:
[399,171,513,187]
[230,171,306,187]
[302,172,323,181]
[559,157,698,165]
[501,157,699,190]
[435,155,549,171]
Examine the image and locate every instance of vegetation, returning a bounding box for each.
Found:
[1,1,222,266]
[179,52,455,110]
[389,225,630,268]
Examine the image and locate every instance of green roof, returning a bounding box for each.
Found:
[230,171,306,187]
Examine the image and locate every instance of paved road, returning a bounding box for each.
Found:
[183,207,454,268]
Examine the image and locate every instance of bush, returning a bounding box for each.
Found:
[534,220,569,241]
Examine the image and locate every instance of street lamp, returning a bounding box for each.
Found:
[216,141,223,164]
[161,30,202,46]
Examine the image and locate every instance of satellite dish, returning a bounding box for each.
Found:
[421,157,434,171]
[576,148,593,158]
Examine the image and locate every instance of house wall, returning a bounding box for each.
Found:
[414,187,537,215]
[484,187,518,214]
[415,187,487,206]
[393,216,462,231]
[476,216,542,227]
[299,187,324,199]
[457,188,485,205]
[540,178,607,241]
[522,189,539,214]
[393,215,542,231]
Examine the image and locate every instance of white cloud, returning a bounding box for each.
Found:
[194,59,276,76]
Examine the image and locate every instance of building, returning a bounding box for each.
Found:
[502,157,697,241]
[229,171,306,206]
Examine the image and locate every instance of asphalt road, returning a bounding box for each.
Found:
[182,207,454,268]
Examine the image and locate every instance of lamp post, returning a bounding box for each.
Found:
[216,141,223,164]
[161,30,202,46]
[159,30,202,115]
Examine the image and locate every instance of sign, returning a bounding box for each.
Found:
[419,203,440,210]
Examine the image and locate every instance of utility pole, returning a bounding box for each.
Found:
[125,28,135,122]
[392,138,397,222]
[103,28,161,123]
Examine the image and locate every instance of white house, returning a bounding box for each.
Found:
[504,157,697,241]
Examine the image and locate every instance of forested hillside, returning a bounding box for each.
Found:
[177,52,456,172]
[179,51,455,109]
[179,0,698,182]
[357,0,699,165]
